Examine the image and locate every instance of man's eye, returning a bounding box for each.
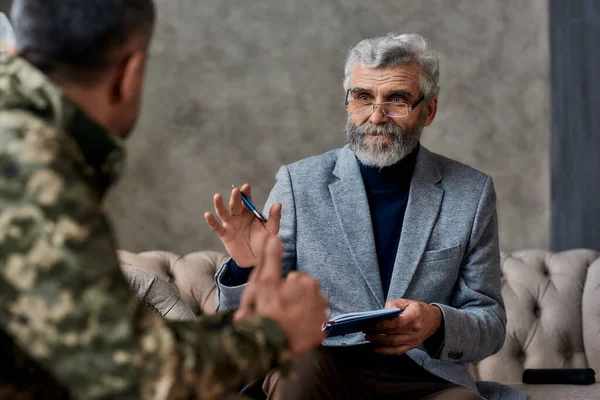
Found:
[390,96,404,103]
[358,95,371,101]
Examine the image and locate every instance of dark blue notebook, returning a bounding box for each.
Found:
[324,308,404,337]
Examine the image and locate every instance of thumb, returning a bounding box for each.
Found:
[385,299,406,309]
[266,203,282,236]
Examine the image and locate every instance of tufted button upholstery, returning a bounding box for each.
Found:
[118,249,226,316]
[475,249,600,384]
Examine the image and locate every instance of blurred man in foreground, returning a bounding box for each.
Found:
[0,0,327,399]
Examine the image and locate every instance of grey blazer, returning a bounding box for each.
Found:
[215,145,524,400]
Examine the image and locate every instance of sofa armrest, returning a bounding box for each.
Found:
[118,249,227,316]
[120,264,195,320]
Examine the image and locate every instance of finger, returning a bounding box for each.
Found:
[248,253,273,282]
[213,193,230,222]
[266,203,282,235]
[385,299,410,310]
[373,318,411,334]
[376,304,417,332]
[396,304,419,326]
[240,183,253,201]
[368,320,420,336]
[204,212,226,237]
[234,307,252,322]
[247,235,269,282]
[284,271,321,290]
[248,265,260,282]
[362,324,383,334]
[230,187,243,216]
[285,271,303,282]
[236,284,258,321]
[365,333,413,347]
[253,235,284,284]
[371,315,404,333]
[374,345,413,356]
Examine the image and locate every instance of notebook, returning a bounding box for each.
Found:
[323,307,403,337]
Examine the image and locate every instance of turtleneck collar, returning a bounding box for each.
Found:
[357,144,420,191]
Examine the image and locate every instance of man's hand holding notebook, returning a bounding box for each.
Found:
[323,307,404,337]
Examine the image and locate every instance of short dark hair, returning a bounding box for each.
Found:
[11,0,155,82]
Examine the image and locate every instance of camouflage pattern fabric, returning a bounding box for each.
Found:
[0,54,291,400]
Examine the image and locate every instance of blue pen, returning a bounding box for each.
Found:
[232,184,268,222]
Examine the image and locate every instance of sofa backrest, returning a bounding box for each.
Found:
[118,248,600,384]
[472,249,600,383]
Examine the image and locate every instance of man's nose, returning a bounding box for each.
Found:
[368,104,389,125]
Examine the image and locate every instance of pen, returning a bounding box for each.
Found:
[232,184,268,222]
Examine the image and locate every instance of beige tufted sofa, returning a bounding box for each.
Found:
[118,249,600,400]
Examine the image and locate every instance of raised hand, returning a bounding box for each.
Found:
[205,184,281,267]
[235,235,327,355]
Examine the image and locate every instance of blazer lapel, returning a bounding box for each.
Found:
[329,147,385,307]
[387,146,444,302]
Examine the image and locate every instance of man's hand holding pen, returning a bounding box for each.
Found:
[205,183,282,267]
[207,186,328,354]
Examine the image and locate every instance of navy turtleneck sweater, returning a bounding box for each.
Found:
[358,145,419,298]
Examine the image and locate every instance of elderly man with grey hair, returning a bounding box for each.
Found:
[206,33,524,400]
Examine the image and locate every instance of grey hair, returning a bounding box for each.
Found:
[343,33,440,100]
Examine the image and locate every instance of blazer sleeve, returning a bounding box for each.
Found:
[215,165,298,311]
[431,176,507,362]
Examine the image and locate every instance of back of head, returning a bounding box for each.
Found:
[11,0,156,85]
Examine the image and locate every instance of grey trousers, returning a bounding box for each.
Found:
[262,346,483,400]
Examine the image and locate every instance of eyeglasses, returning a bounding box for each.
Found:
[344,89,425,118]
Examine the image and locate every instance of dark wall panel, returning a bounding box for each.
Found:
[550,0,600,251]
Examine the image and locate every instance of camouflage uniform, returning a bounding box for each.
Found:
[0,54,291,400]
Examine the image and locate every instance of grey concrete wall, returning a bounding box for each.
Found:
[2,0,551,255]
[105,0,550,255]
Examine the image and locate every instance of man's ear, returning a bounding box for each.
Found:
[423,96,438,127]
[110,51,147,105]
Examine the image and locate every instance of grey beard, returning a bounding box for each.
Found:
[345,116,424,168]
